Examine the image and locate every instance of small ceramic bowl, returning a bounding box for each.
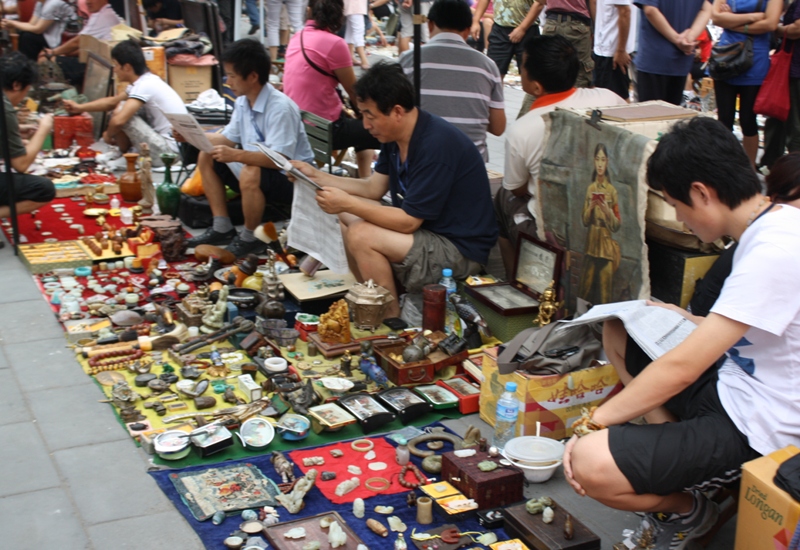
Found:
[276,414,310,441]
[237,417,276,450]
[154,431,191,460]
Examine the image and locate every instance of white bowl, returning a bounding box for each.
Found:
[513,459,562,483]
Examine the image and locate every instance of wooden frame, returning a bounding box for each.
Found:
[83,53,115,142]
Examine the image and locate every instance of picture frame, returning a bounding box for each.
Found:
[413,385,459,409]
[337,393,396,434]
[376,387,432,425]
[82,53,114,142]
[308,403,356,430]
[441,377,480,396]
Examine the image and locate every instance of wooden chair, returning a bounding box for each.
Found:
[300,111,348,174]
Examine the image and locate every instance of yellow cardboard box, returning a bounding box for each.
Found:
[479,347,622,439]
[735,446,800,550]
[168,65,213,103]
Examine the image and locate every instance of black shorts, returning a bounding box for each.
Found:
[0,174,56,207]
[593,54,631,100]
[212,161,294,206]
[607,337,760,496]
[636,70,686,106]
[331,116,381,153]
[487,24,540,77]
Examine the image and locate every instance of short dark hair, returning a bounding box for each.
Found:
[354,61,415,115]
[111,40,149,76]
[0,51,39,91]
[428,0,473,31]
[647,117,760,209]
[141,0,160,11]
[309,0,344,32]
[766,152,800,204]
[522,34,578,93]
[221,39,271,85]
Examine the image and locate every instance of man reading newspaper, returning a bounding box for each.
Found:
[563,117,800,550]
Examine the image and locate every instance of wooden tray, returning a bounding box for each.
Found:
[503,499,600,550]
[264,511,365,550]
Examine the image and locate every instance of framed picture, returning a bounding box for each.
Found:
[83,53,114,142]
[442,377,480,396]
[470,285,539,311]
[308,403,356,428]
[513,232,562,298]
[376,388,432,425]
[414,385,459,409]
[338,394,390,421]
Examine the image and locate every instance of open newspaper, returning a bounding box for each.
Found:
[251,143,322,190]
[556,300,697,360]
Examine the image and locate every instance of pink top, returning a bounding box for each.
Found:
[283,23,353,122]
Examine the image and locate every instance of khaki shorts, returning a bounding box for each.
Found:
[399,2,431,40]
[392,229,482,293]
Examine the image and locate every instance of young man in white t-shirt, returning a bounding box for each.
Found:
[593,0,637,99]
[563,116,800,550]
[64,40,187,166]
[495,34,625,277]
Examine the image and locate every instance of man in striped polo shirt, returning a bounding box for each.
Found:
[398,0,506,162]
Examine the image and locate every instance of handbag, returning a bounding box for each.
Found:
[754,38,794,121]
[708,0,764,81]
[496,322,602,376]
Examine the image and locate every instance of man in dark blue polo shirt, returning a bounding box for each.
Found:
[291,62,498,319]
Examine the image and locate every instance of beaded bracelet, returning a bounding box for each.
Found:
[398,463,427,489]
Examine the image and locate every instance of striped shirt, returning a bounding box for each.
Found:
[398,32,504,162]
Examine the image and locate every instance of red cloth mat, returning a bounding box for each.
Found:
[2,194,133,245]
[288,437,414,504]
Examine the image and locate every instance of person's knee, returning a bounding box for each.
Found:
[571,433,618,498]
[239,165,264,194]
[198,151,214,168]
[345,220,379,253]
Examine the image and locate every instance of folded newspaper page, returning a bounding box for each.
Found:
[252,143,322,190]
[557,300,698,360]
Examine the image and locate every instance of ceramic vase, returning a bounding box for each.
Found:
[117,153,142,202]
[156,152,181,218]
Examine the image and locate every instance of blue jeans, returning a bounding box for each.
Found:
[246,0,264,26]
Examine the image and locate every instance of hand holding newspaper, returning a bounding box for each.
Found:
[165,113,214,153]
[557,300,698,360]
[251,143,322,190]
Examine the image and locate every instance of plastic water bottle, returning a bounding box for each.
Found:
[493,382,519,450]
[439,268,458,334]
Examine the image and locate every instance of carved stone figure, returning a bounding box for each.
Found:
[271,451,296,483]
[201,285,229,334]
[317,299,351,344]
[276,469,317,513]
[138,142,155,214]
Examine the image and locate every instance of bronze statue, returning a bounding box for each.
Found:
[535,281,563,327]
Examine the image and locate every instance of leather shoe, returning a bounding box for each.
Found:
[186,227,236,249]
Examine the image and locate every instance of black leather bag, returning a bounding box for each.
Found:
[708,0,763,81]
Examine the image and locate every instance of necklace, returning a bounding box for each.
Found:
[746,197,770,227]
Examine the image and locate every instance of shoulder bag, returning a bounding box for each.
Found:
[708,0,764,81]
[754,37,794,121]
[496,322,602,376]
[300,30,352,116]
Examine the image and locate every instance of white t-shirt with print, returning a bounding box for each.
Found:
[712,205,800,456]
[35,0,76,48]
[126,72,187,142]
[503,87,626,217]
[80,3,121,40]
[594,0,638,57]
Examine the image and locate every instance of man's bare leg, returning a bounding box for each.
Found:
[238,165,266,231]
[343,220,413,318]
[0,200,51,218]
[604,319,678,425]
[356,150,373,178]
[197,152,230,218]
[571,430,695,513]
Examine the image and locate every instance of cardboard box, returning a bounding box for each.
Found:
[168,65,213,103]
[479,347,622,439]
[735,446,800,550]
[80,35,167,82]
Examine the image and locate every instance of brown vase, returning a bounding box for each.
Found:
[117,153,142,202]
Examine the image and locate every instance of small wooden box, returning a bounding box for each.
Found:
[436,375,481,414]
[503,500,600,550]
[440,450,524,510]
[374,341,467,386]
[647,239,720,309]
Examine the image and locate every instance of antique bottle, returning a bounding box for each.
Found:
[395,437,410,465]
[117,152,142,202]
[156,152,181,218]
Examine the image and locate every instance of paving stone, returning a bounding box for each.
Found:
[0,488,90,549]
[87,511,204,549]
[6,337,90,393]
[0,347,9,369]
[27,383,127,451]
[0,369,31,425]
[55,440,173,525]
[0,423,60,498]
[0,299,64,343]
[0,269,46,303]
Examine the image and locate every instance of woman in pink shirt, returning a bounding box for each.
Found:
[284,0,380,177]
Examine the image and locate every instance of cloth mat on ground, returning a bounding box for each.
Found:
[149,422,509,550]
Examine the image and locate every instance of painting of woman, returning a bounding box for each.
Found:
[578,143,621,304]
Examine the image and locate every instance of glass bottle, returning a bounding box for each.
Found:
[395,437,410,465]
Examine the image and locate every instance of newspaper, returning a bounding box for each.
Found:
[251,143,322,190]
[286,181,350,274]
[164,113,214,153]
[557,300,697,360]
